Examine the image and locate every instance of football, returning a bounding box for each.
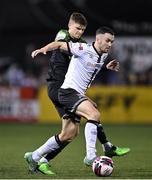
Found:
[92,156,114,177]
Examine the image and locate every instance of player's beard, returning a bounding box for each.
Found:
[104,47,110,53]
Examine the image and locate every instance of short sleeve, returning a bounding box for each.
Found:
[55,30,67,41]
[68,42,87,57]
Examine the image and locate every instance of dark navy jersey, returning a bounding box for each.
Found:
[47,29,86,83]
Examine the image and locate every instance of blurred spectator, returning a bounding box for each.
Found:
[4,63,25,86]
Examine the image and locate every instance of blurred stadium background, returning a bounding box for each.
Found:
[0,0,152,179]
[0,0,152,124]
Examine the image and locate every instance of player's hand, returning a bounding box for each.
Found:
[31,48,47,58]
[106,59,119,71]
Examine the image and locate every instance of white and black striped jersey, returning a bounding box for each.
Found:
[61,42,108,95]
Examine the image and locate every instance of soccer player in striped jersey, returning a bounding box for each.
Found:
[25,26,130,175]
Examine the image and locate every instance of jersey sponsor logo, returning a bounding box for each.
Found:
[87,62,103,69]
[87,62,96,68]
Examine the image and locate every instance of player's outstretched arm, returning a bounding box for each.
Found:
[31,41,67,58]
[106,59,120,71]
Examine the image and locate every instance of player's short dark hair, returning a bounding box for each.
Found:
[70,12,88,27]
[96,26,114,36]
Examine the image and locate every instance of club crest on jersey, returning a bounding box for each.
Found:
[79,43,83,50]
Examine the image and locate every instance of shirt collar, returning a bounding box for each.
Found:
[92,42,102,57]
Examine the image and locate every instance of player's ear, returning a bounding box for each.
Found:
[68,19,72,28]
[96,36,99,43]
[96,34,102,43]
[68,19,75,28]
[68,22,70,28]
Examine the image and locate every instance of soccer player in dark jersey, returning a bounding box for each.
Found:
[39,12,87,174]
[25,12,87,175]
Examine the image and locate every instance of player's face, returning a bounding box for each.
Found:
[97,33,114,53]
[69,22,86,39]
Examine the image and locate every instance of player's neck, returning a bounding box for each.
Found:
[94,42,102,55]
[70,35,79,40]
[68,31,79,40]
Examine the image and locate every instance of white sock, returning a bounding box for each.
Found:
[39,157,49,163]
[85,122,97,160]
[32,136,59,162]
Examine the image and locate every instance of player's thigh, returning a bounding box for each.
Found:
[47,81,60,102]
[76,100,100,120]
[58,88,100,120]
[58,88,88,113]
[47,82,67,118]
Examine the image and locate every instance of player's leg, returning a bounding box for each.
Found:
[24,133,60,175]
[84,101,130,159]
[58,88,101,165]
[37,118,79,175]
[39,116,79,163]
[38,100,79,161]
[85,120,130,160]
[75,100,130,166]
[34,83,79,174]
[36,83,67,164]
[86,97,130,158]
[24,117,79,175]
[75,99,102,165]
[58,88,130,167]
[57,88,109,164]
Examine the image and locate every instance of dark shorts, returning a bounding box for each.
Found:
[58,88,88,113]
[47,81,65,117]
[47,81,81,122]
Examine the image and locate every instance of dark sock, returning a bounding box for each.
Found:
[45,134,69,162]
[97,123,108,144]
[87,120,108,144]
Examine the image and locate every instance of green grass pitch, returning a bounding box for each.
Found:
[0,123,152,179]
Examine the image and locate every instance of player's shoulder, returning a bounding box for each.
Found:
[84,43,92,49]
[55,29,69,41]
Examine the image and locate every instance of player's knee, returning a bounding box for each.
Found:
[89,110,100,121]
